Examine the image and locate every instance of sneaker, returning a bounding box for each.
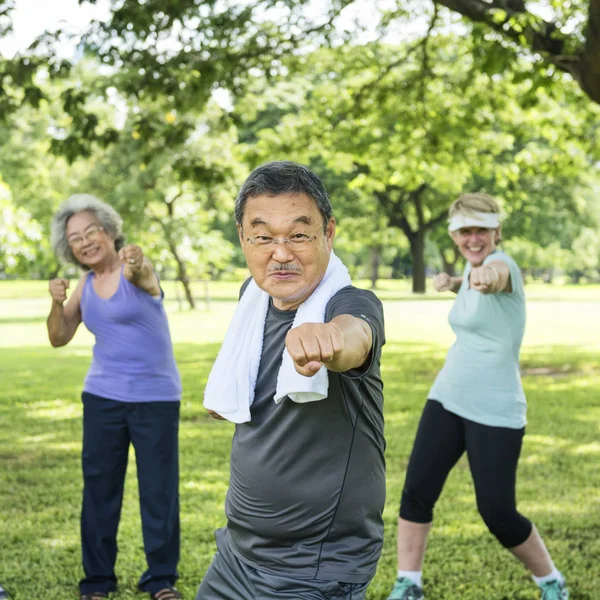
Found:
[540,579,569,600]
[386,577,424,600]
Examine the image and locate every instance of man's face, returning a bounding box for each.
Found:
[238,192,335,311]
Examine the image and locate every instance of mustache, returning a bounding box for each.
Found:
[268,264,302,273]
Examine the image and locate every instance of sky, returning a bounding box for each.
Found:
[0,0,111,58]
[0,0,414,60]
[0,0,559,61]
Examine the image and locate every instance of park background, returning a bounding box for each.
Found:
[0,0,599,598]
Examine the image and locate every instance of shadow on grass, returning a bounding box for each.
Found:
[1,342,599,599]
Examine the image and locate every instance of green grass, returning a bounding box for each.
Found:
[0,280,599,599]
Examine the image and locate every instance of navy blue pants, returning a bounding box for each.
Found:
[80,392,180,595]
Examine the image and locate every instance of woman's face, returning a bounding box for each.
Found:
[451,225,500,267]
[66,211,116,268]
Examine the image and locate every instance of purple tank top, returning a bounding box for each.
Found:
[80,268,182,402]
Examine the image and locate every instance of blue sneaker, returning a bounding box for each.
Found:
[386,577,424,600]
[540,579,569,600]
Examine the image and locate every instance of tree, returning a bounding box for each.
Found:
[2,0,600,162]
[233,36,599,291]
[565,227,600,282]
[433,0,600,104]
[0,179,49,277]
[81,96,242,308]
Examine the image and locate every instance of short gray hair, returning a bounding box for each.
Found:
[51,194,125,270]
[235,161,333,231]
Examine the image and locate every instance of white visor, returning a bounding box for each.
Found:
[448,211,501,232]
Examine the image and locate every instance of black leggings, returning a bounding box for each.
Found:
[400,399,532,548]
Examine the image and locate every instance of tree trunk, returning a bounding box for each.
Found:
[154,196,196,309]
[177,266,196,310]
[370,246,381,289]
[411,232,426,293]
[441,246,460,277]
[167,239,196,309]
[391,254,403,279]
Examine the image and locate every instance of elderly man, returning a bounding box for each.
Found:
[200,161,386,600]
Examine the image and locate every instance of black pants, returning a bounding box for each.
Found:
[80,392,180,595]
[400,399,532,548]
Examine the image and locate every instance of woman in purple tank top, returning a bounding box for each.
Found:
[47,194,183,600]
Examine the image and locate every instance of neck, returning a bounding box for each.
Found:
[91,254,121,276]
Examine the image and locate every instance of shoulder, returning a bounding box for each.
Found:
[326,285,384,320]
[75,271,92,295]
[239,276,253,300]
[484,251,519,271]
[485,251,525,295]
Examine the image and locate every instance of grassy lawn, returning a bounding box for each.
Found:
[0,279,599,599]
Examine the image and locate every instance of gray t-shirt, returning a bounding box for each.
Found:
[225,284,386,583]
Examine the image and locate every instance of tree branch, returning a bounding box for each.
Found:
[426,208,449,231]
[433,0,600,103]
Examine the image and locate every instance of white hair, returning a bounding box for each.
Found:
[51,194,124,269]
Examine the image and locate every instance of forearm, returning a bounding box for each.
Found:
[127,261,161,296]
[47,302,74,347]
[473,261,511,294]
[449,277,463,293]
[326,315,372,373]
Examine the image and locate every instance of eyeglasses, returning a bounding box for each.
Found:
[67,225,104,249]
[244,232,320,253]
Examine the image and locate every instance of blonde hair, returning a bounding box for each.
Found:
[448,193,501,218]
[448,193,503,242]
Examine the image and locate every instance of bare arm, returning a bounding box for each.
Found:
[285,314,373,377]
[47,276,84,347]
[433,273,463,294]
[470,260,512,294]
[119,245,161,297]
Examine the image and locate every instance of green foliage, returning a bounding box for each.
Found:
[231,35,600,288]
[0,2,599,286]
[0,180,55,277]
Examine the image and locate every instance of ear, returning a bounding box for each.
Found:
[494,227,502,244]
[237,223,244,246]
[449,230,458,245]
[325,217,336,250]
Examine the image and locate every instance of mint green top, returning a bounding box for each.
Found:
[428,251,527,429]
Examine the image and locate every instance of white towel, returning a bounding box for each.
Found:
[203,251,351,423]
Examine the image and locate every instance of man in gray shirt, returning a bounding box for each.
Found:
[198,161,386,600]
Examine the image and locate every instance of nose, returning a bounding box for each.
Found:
[270,240,295,262]
[467,232,484,243]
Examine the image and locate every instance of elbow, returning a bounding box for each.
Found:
[48,334,68,348]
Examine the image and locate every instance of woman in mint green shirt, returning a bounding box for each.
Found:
[386,194,568,600]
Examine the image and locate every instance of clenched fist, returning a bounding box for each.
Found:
[49,278,70,305]
[285,322,344,377]
[433,273,454,292]
[119,244,144,279]
[470,265,499,293]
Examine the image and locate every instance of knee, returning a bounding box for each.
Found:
[400,486,434,523]
[478,503,532,548]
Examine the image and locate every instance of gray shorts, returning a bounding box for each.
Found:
[195,528,370,600]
